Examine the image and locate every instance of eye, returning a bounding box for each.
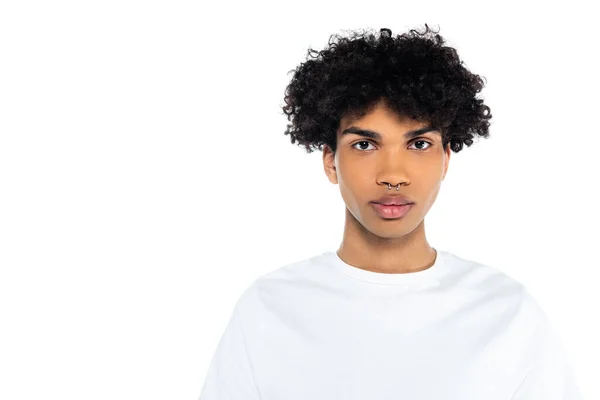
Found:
[409,140,433,150]
[351,140,376,151]
[351,140,433,152]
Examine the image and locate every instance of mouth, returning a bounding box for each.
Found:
[370,202,413,219]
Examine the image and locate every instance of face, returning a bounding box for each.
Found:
[323,100,451,240]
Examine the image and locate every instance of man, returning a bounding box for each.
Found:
[198,25,582,399]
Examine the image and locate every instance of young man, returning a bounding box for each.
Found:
[198,25,582,399]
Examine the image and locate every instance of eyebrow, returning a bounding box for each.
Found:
[340,125,440,141]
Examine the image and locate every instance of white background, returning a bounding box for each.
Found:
[1,1,598,399]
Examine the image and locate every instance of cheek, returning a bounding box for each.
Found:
[419,180,443,205]
[338,163,372,189]
[339,184,361,209]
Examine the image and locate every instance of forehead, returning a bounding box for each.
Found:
[337,103,438,142]
[339,102,429,131]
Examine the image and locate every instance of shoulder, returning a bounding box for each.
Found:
[441,250,548,319]
[231,252,328,312]
[442,251,525,288]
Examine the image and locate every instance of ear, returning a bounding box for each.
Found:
[322,145,338,184]
[443,143,451,180]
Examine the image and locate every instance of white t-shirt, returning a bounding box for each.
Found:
[198,249,582,399]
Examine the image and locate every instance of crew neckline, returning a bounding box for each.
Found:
[323,248,448,285]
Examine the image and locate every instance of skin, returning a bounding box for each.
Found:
[322,99,451,274]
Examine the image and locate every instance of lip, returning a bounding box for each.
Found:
[372,195,413,206]
[371,203,413,219]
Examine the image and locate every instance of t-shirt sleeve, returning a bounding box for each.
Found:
[198,307,261,400]
[510,315,583,400]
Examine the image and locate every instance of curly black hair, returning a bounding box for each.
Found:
[281,24,492,154]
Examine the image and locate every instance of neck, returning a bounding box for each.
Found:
[336,207,436,274]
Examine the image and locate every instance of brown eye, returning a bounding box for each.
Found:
[351,141,375,151]
[410,140,432,150]
[352,140,433,152]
